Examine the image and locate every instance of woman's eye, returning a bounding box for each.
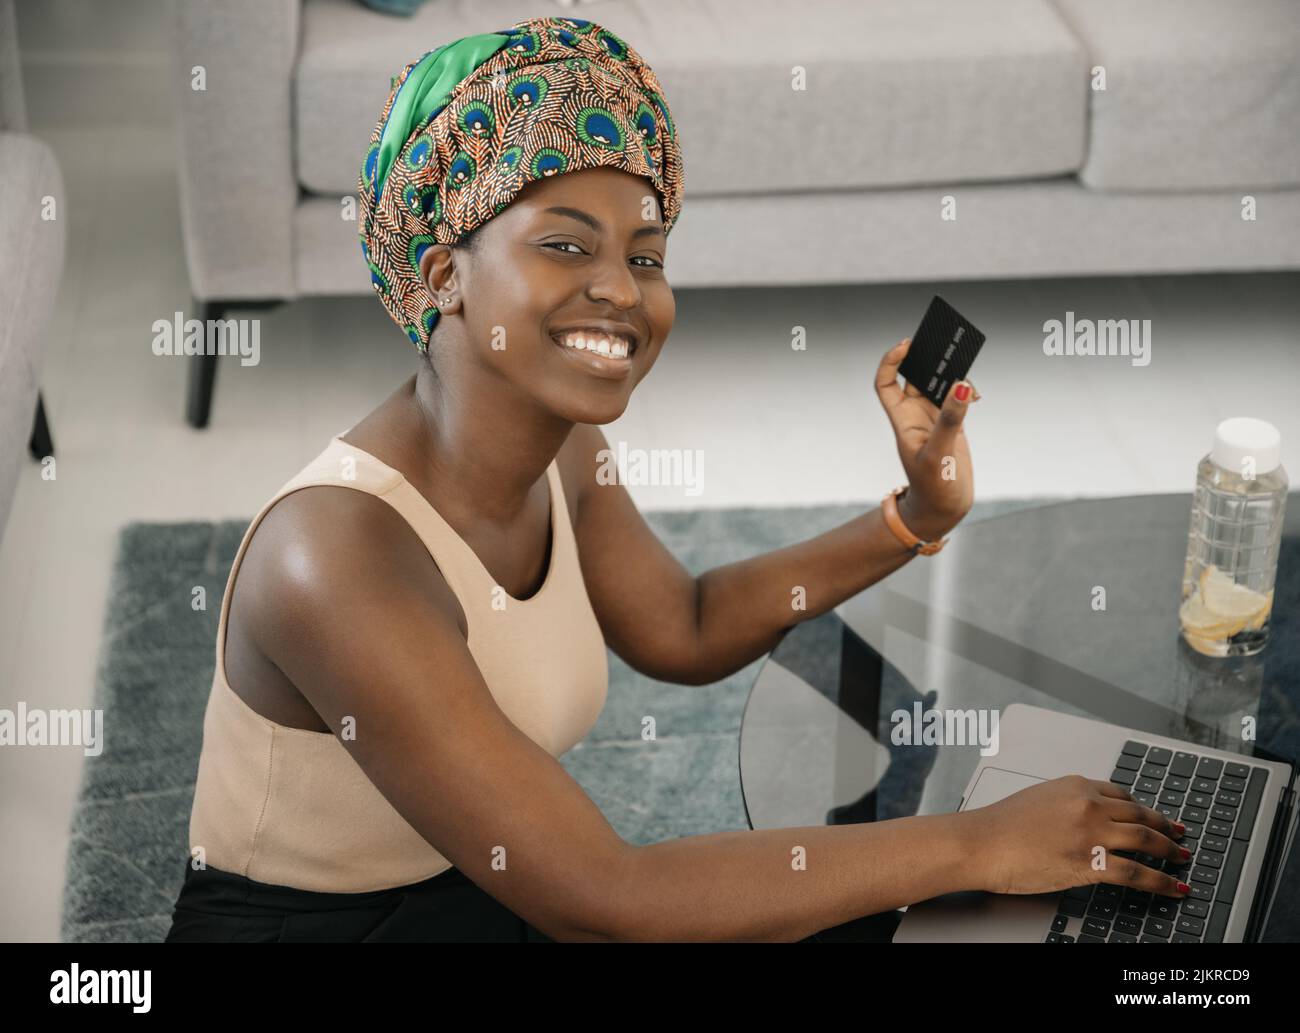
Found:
[543,242,662,269]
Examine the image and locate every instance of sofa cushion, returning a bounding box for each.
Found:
[1054,0,1300,190]
[295,0,1089,198]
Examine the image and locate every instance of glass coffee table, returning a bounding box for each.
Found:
[740,493,1300,942]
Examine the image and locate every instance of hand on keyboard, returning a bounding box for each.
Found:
[964,774,1190,899]
[1045,741,1268,942]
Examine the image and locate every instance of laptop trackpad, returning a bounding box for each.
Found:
[963,767,1046,810]
[893,767,1054,942]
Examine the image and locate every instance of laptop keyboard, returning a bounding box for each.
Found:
[1043,739,1269,943]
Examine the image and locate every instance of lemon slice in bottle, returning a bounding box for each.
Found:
[1180,631,1227,654]
[1199,565,1271,622]
[1179,592,1243,639]
[1182,629,1231,657]
[1243,589,1274,632]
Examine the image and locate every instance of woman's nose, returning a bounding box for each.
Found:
[585,253,641,310]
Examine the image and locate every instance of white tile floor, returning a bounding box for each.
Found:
[2,3,1298,941]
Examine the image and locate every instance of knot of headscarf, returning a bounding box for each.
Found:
[358,15,684,353]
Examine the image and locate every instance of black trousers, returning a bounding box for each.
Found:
[164,862,553,942]
[164,862,902,943]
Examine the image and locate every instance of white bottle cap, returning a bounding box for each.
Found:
[1211,417,1281,477]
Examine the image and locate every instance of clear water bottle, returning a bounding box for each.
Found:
[1181,418,1287,657]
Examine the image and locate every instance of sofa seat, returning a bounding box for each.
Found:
[295,0,1090,199]
[1054,0,1300,191]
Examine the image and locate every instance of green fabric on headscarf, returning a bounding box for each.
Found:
[372,31,511,203]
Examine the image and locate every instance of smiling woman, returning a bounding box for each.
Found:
[165,14,1170,945]
[414,167,675,415]
[166,14,689,943]
[359,16,681,354]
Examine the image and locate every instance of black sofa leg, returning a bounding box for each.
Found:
[184,299,283,429]
[28,390,53,460]
[185,299,224,429]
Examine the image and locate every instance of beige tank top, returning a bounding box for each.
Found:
[188,432,609,893]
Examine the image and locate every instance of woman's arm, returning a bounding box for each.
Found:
[570,339,977,685]
[690,506,923,684]
[250,485,979,940]
[252,487,1189,942]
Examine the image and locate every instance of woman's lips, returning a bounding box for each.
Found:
[550,333,637,380]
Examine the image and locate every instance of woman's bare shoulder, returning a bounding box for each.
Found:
[231,483,468,682]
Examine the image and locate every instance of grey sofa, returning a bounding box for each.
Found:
[171,0,1300,427]
[0,0,63,543]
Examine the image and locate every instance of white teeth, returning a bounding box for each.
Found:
[557,331,633,358]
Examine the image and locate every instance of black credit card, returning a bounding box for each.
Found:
[897,295,985,407]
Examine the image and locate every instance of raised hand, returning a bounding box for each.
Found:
[873,338,978,542]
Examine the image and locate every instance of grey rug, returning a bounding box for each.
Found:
[60,497,1050,942]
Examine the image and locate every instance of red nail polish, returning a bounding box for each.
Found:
[1173,821,1186,832]
[1179,847,1191,860]
[1177,882,1191,894]
[953,383,971,402]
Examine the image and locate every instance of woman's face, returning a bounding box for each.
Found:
[420,165,674,425]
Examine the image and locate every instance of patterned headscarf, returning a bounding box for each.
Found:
[358,15,684,353]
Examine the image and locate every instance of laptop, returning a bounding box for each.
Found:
[893,702,1298,943]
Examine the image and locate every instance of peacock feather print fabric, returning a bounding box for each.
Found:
[358,15,685,352]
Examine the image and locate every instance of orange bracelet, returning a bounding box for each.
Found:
[881,486,948,556]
